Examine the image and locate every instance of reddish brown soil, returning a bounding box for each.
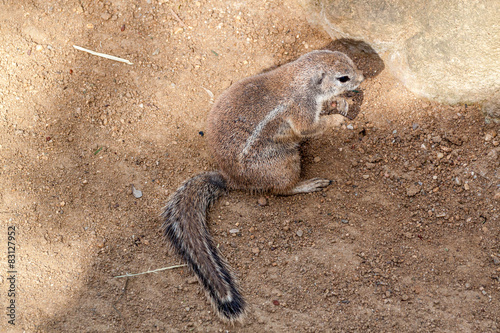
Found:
[1,1,499,332]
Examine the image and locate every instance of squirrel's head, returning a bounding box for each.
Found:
[298,50,364,98]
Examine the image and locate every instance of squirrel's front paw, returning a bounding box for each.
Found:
[323,97,348,116]
[323,90,363,120]
[336,98,349,117]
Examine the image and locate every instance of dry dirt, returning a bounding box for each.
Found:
[1,1,500,332]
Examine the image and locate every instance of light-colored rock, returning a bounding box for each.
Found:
[303,0,500,117]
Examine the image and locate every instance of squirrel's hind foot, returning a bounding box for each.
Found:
[285,178,332,195]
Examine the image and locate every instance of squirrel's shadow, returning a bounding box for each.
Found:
[325,39,385,79]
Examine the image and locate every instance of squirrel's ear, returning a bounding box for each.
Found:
[316,72,326,85]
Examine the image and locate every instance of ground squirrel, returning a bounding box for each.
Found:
[161,50,364,321]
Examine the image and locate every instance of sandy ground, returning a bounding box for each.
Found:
[0,0,499,332]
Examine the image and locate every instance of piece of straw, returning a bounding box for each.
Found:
[73,45,133,65]
[114,264,187,278]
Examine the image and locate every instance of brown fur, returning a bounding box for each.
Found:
[161,50,364,321]
[207,50,364,193]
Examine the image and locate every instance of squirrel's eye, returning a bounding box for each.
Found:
[337,76,350,83]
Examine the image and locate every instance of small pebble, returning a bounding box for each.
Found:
[187,277,198,284]
[484,131,497,142]
[257,197,268,206]
[346,124,354,130]
[341,219,349,224]
[401,294,409,301]
[229,228,240,235]
[493,192,500,201]
[96,238,106,248]
[272,300,280,306]
[252,247,260,255]
[367,155,382,163]
[362,174,370,179]
[271,288,283,296]
[406,184,421,197]
[132,186,143,198]
[314,156,321,163]
[432,136,442,143]
[296,229,303,237]
[464,183,470,191]
[437,152,444,159]
[365,162,376,169]
[101,12,112,20]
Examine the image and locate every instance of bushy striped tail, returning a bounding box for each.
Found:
[161,171,245,321]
